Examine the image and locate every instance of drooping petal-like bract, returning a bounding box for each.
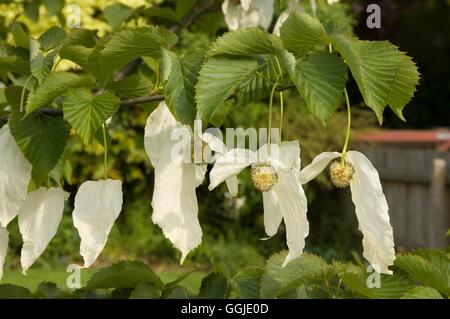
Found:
[73,179,123,268]
[0,125,32,227]
[19,188,68,272]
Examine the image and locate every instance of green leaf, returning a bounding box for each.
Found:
[63,89,119,144]
[340,271,416,299]
[166,286,194,299]
[195,57,263,124]
[164,52,203,125]
[24,1,40,22]
[401,286,444,299]
[129,283,161,299]
[106,70,153,99]
[27,72,94,113]
[38,26,67,51]
[10,112,69,180]
[44,0,65,16]
[280,12,329,57]
[331,35,419,123]
[162,270,195,298]
[209,28,283,57]
[87,260,164,290]
[260,251,329,298]
[34,282,64,299]
[104,3,135,29]
[0,284,32,299]
[231,267,264,299]
[11,23,29,49]
[198,273,228,299]
[291,51,347,123]
[0,55,30,74]
[30,40,56,84]
[395,250,450,296]
[66,29,98,48]
[101,26,178,67]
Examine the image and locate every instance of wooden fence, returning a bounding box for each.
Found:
[358,145,450,250]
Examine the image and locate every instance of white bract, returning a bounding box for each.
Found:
[0,125,32,227]
[273,0,301,36]
[209,141,309,266]
[145,102,235,264]
[222,0,274,31]
[19,187,69,273]
[298,151,396,274]
[0,226,8,281]
[72,179,123,268]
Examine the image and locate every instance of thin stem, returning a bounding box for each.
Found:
[268,81,278,155]
[155,60,160,89]
[102,123,108,180]
[341,88,352,164]
[20,75,33,113]
[52,57,63,71]
[279,91,284,143]
[274,56,284,81]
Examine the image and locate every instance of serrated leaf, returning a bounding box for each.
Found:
[231,267,264,299]
[10,112,69,180]
[24,1,40,22]
[195,57,263,124]
[101,26,178,67]
[0,284,32,299]
[30,40,56,84]
[209,28,283,57]
[395,250,450,296]
[38,26,67,51]
[198,273,228,299]
[104,3,135,29]
[11,23,29,49]
[340,271,416,299]
[63,88,120,144]
[164,52,203,125]
[0,56,30,74]
[291,51,347,123]
[66,29,98,48]
[44,0,65,16]
[401,286,444,299]
[106,71,153,99]
[129,283,161,299]
[260,251,329,298]
[331,35,419,123]
[280,12,329,57]
[27,72,94,113]
[87,261,164,290]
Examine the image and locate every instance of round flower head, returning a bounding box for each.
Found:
[209,141,309,267]
[329,160,355,188]
[251,164,278,192]
[299,151,395,274]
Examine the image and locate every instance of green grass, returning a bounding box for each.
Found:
[2,266,204,295]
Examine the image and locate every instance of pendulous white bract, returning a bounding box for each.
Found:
[19,187,69,273]
[209,141,309,267]
[73,179,123,268]
[222,0,274,31]
[0,125,32,227]
[0,226,8,281]
[299,150,396,274]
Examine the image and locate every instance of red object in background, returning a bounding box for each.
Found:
[356,129,450,152]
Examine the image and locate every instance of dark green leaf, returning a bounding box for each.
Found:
[104,3,135,29]
[10,112,69,180]
[209,28,283,57]
[106,70,153,99]
[11,23,29,49]
[164,52,203,125]
[129,283,161,299]
[401,286,444,299]
[87,260,164,290]
[291,51,347,123]
[280,12,329,57]
[198,273,228,299]
[38,26,67,51]
[44,0,65,16]
[231,267,264,299]
[27,72,94,113]
[0,284,32,299]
